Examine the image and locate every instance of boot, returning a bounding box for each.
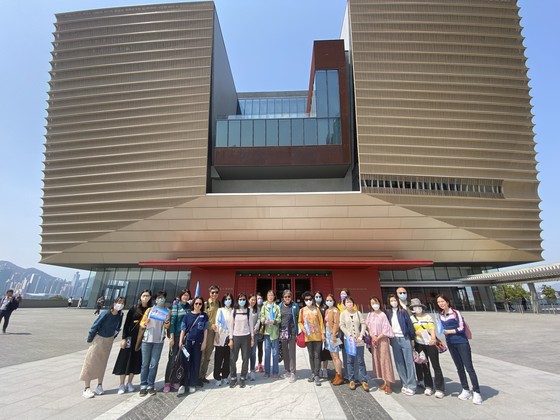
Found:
[332,372,344,386]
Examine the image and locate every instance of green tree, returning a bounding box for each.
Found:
[493,284,529,301]
[540,285,557,303]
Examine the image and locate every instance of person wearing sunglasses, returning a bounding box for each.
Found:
[199,285,220,387]
[278,289,299,383]
[178,296,209,396]
[298,291,326,386]
[260,289,281,378]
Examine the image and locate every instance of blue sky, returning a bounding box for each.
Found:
[0,0,558,281]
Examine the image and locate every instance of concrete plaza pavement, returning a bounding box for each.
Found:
[1,308,559,419]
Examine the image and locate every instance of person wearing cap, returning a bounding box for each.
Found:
[410,298,444,399]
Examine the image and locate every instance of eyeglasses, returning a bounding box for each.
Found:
[194,302,203,306]
[210,291,218,295]
[283,295,292,298]
[304,299,313,302]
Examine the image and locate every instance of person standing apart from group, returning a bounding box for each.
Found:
[324,293,344,385]
[228,292,255,388]
[139,291,170,396]
[178,296,209,396]
[213,293,233,385]
[365,296,395,394]
[200,285,220,386]
[80,297,125,398]
[163,289,191,392]
[386,293,417,396]
[339,295,368,391]
[94,296,105,316]
[0,289,20,334]
[278,289,299,383]
[299,291,326,386]
[113,290,152,394]
[437,294,482,404]
[260,290,281,378]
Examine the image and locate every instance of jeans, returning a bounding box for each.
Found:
[414,342,444,392]
[140,341,164,389]
[347,345,368,383]
[250,339,257,371]
[281,337,297,374]
[390,336,417,391]
[264,335,279,375]
[306,340,322,377]
[230,335,251,379]
[448,341,480,393]
[183,339,203,387]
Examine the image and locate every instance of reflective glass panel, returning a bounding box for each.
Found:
[297,98,306,114]
[327,70,340,117]
[304,119,317,145]
[244,99,252,116]
[315,70,328,117]
[289,98,298,115]
[266,119,279,146]
[216,120,228,147]
[329,118,341,144]
[279,120,291,146]
[317,118,329,145]
[241,120,253,147]
[229,120,241,147]
[254,120,266,146]
[274,98,282,115]
[291,119,304,146]
[253,98,260,116]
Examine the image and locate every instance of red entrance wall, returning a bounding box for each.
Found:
[190,268,235,299]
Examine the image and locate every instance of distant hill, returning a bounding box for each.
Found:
[0,260,59,281]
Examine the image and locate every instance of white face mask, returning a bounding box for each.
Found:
[414,307,423,314]
[372,304,380,311]
[257,298,263,305]
[114,303,124,311]
[390,301,399,308]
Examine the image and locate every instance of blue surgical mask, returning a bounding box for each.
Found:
[238,299,246,307]
[257,298,263,305]
[315,297,322,303]
[156,298,165,306]
[224,299,232,307]
[398,293,407,300]
[326,301,334,307]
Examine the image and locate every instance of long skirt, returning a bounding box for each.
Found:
[371,336,395,383]
[80,335,114,382]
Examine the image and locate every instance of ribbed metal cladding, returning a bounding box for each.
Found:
[348,0,542,258]
[41,2,214,260]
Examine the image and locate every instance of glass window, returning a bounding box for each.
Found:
[274,99,282,116]
[244,99,252,116]
[239,100,246,115]
[279,120,291,146]
[266,119,279,146]
[253,98,260,116]
[304,119,317,145]
[327,70,340,117]
[282,98,290,116]
[315,70,328,117]
[420,268,436,280]
[289,98,298,115]
[229,120,240,147]
[297,98,306,114]
[254,120,266,146]
[292,119,304,146]
[328,118,341,144]
[241,120,253,147]
[317,118,329,145]
[216,120,228,147]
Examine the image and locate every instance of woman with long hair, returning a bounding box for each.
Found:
[339,295,368,391]
[228,292,254,388]
[260,289,280,378]
[279,289,299,383]
[255,292,265,372]
[248,294,261,380]
[324,293,344,385]
[437,294,481,404]
[315,290,332,378]
[365,295,395,394]
[113,290,152,394]
[163,289,191,392]
[81,296,126,398]
[212,293,234,385]
[299,291,325,386]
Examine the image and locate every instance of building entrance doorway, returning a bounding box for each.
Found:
[235,271,331,306]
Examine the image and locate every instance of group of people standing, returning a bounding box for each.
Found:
[78,284,482,406]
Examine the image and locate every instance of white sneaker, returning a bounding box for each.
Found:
[82,388,95,399]
[94,384,104,395]
[250,371,256,381]
[458,389,472,400]
[126,383,135,393]
[435,390,445,399]
[289,373,296,383]
[424,387,433,396]
[177,385,186,396]
[403,388,415,396]
[189,386,196,394]
[401,386,407,393]
[117,385,126,395]
[472,392,483,405]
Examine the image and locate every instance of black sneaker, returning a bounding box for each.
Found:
[139,388,148,397]
[202,378,210,384]
[147,388,157,395]
[307,376,314,382]
[197,378,204,387]
[239,378,246,388]
[229,379,237,388]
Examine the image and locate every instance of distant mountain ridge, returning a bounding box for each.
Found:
[0,260,59,281]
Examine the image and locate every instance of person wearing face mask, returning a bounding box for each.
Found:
[212,293,234,385]
[260,290,281,378]
[255,292,265,372]
[385,294,416,396]
[324,293,344,385]
[113,290,153,394]
[163,289,192,392]
[298,291,326,386]
[80,296,126,398]
[139,291,171,396]
[410,298,444,399]
[228,292,255,388]
[248,294,261,380]
[336,288,356,382]
[200,285,220,386]
[396,287,411,314]
[339,296,368,391]
[278,289,299,383]
[365,296,395,394]
[314,291,332,379]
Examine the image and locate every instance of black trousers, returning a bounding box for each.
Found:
[414,342,445,392]
[230,335,251,379]
[213,345,230,380]
[0,310,12,332]
[306,341,322,377]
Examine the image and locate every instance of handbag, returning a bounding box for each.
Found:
[435,338,447,353]
[170,349,185,383]
[296,331,306,348]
